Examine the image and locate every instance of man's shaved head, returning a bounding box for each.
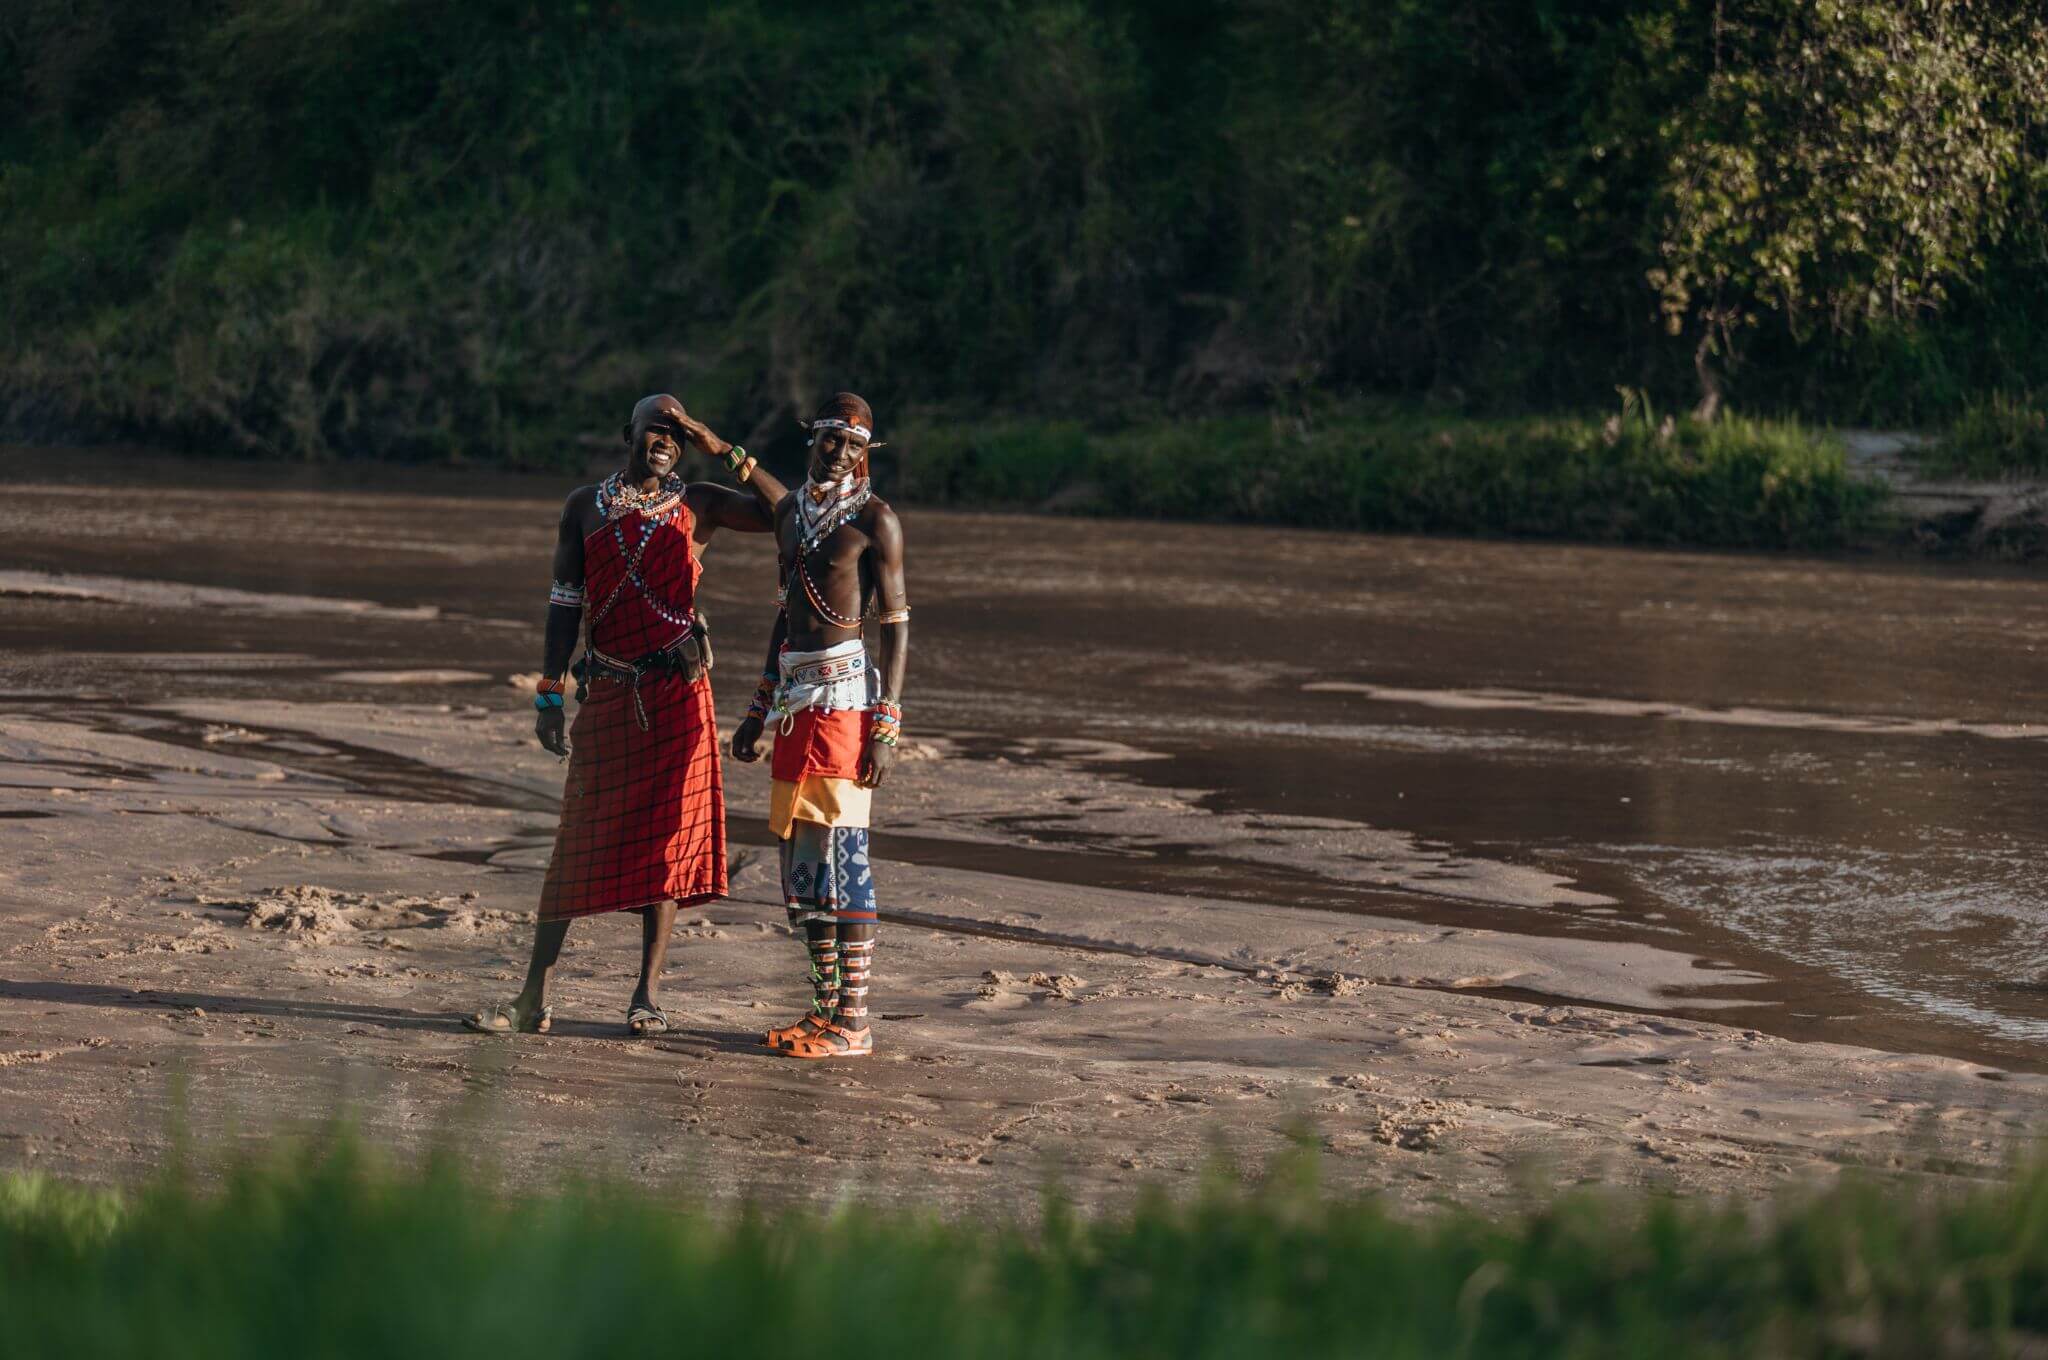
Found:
[631,393,686,430]
[622,393,690,482]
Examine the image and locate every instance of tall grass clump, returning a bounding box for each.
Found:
[1919,391,2048,479]
[6,1139,2048,1358]
[893,411,1886,549]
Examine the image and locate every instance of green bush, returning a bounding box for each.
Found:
[7,1139,2048,1358]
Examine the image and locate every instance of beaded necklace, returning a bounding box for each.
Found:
[796,477,871,557]
[588,492,694,635]
[791,477,872,629]
[596,469,685,523]
[797,549,865,629]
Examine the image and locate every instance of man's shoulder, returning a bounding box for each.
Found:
[558,483,601,527]
[860,495,902,538]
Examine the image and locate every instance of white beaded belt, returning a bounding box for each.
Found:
[787,651,868,688]
[773,642,873,729]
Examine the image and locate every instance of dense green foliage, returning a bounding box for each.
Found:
[892,409,1885,548]
[1649,2,2048,418]
[7,1142,2048,1358]
[2,0,2045,472]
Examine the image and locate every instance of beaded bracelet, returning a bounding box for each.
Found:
[870,700,903,747]
[722,444,758,483]
[534,691,565,711]
[744,671,776,722]
[536,676,566,695]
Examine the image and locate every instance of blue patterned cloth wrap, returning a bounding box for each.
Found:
[781,822,876,923]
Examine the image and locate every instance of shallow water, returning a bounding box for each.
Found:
[5,446,2047,1067]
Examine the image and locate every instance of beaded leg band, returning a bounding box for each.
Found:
[783,924,876,1059]
[836,932,874,1030]
[766,910,839,1049]
[765,913,835,1048]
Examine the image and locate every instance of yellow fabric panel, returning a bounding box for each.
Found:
[769,775,872,838]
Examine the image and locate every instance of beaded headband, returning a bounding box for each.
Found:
[807,417,872,441]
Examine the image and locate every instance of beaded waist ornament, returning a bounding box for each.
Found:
[771,640,874,729]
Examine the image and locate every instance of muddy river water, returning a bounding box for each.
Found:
[4,448,2046,1070]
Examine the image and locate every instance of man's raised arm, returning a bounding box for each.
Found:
[679,414,787,531]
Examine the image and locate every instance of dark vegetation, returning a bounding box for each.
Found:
[2,2,2045,538]
[898,409,1886,548]
[7,1138,2048,1358]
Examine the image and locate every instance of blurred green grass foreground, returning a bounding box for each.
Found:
[7,1139,2048,1358]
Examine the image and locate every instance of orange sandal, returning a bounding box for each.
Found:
[764,1012,830,1049]
[783,1021,872,1060]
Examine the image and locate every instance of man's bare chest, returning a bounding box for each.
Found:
[780,519,868,576]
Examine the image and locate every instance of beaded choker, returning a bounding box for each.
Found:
[596,469,685,522]
[796,476,870,557]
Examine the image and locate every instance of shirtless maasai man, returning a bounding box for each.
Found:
[731,392,908,1059]
[466,394,787,1037]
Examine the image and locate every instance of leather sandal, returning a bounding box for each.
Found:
[463,999,552,1035]
[764,1012,830,1049]
[783,1021,872,1060]
[626,1002,670,1037]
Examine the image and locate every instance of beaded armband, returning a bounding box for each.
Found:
[722,444,758,483]
[870,700,903,748]
[549,581,585,609]
[877,605,911,625]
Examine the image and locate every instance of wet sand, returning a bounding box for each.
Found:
[2,447,2045,1208]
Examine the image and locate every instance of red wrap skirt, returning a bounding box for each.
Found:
[537,671,727,921]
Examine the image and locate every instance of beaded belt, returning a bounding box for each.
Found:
[573,615,712,732]
[785,650,868,689]
[772,642,872,731]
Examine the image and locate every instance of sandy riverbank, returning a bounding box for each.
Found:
[3,694,2038,1213]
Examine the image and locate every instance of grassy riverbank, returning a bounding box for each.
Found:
[888,411,1887,550]
[5,1142,2048,1358]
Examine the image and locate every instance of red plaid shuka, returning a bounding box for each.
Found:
[537,499,726,921]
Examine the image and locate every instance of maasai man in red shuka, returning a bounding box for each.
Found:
[732,393,911,1059]
[466,395,787,1038]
